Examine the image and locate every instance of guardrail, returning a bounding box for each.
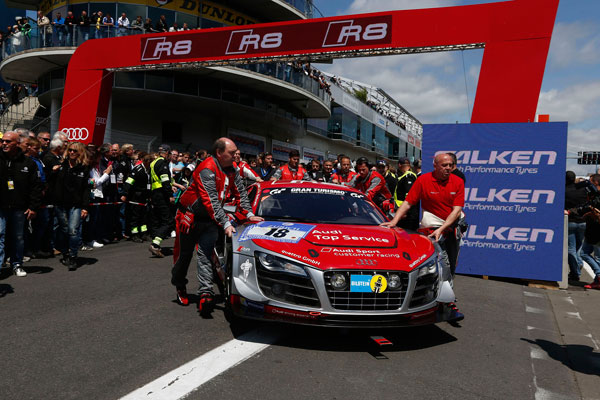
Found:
[0,96,41,133]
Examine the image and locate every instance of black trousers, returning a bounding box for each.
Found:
[150,191,171,240]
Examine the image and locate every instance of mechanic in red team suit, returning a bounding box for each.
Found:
[233,149,262,185]
[270,150,310,181]
[331,156,356,185]
[171,138,263,316]
[381,153,465,277]
[349,157,392,209]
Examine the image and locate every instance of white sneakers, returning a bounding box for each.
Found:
[14,267,27,277]
[91,241,104,248]
[171,230,176,238]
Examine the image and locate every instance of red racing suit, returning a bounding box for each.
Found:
[331,170,357,186]
[178,156,254,229]
[235,160,260,181]
[350,170,392,208]
[172,156,255,294]
[272,164,309,180]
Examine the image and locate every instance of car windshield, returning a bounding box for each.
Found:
[257,186,387,225]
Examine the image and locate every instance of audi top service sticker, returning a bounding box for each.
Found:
[239,221,316,243]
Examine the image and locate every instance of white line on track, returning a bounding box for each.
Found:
[120,328,280,400]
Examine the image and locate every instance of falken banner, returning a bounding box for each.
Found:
[422,123,567,281]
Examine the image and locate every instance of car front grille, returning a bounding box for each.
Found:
[256,264,320,308]
[323,270,409,311]
[409,272,439,308]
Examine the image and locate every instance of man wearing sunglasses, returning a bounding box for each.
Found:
[0,131,43,277]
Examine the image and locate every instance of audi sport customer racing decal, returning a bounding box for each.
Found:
[239,221,316,243]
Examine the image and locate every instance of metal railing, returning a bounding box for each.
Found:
[1,24,147,59]
[0,95,42,133]
[1,23,331,108]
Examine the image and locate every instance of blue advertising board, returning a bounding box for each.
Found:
[422,123,567,281]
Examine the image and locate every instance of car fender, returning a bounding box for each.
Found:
[437,280,455,303]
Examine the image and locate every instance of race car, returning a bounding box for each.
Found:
[219,180,463,328]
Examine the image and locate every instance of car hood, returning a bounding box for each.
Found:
[239,223,435,272]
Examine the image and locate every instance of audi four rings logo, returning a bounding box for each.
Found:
[61,128,89,141]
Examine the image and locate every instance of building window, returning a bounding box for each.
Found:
[162,121,182,143]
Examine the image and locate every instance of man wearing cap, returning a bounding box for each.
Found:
[394,157,419,230]
[149,144,174,257]
[376,160,397,194]
[172,138,263,316]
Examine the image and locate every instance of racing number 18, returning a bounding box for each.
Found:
[264,228,289,238]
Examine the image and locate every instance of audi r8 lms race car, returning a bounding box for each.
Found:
[222,181,463,328]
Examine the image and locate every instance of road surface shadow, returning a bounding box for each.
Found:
[0,283,14,298]
[231,320,456,353]
[522,338,600,376]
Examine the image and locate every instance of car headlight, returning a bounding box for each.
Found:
[417,256,438,278]
[329,272,347,290]
[256,252,308,277]
[388,273,402,290]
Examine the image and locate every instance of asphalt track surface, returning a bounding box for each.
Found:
[1,238,597,399]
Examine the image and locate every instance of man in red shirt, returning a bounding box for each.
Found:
[382,153,465,276]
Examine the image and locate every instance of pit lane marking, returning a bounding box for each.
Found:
[119,327,280,400]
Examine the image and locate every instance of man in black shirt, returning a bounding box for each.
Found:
[447,152,466,183]
[254,152,276,181]
[0,131,42,276]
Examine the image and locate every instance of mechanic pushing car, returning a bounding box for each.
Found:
[171,137,263,316]
[382,153,465,277]
[349,157,392,210]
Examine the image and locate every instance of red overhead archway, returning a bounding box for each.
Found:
[58,0,559,145]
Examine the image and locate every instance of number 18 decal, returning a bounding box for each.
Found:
[239,222,316,243]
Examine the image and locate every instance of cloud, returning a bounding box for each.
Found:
[537,81,600,123]
[548,22,600,68]
[323,54,468,121]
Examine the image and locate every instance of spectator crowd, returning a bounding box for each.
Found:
[0,127,424,278]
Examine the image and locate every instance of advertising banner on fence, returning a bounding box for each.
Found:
[302,147,325,164]
[228,128,265,157]
[272,139,301,162]
[422,123,567,281]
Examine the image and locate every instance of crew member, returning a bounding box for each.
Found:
[331,156,356,185]
[121,154,152,243]
[322,160,334,182]
[349,157,392,209]
[394,157,419,230]
[382,153,465,277]
[172,138,263,316]
[307,159,324,182]
[376,160,397,194]
[255,152,276,181]
[271,150,310,181]
[234,149,262,185]
[149,144,173,257]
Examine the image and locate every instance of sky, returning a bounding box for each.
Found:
[312,0,600,175]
